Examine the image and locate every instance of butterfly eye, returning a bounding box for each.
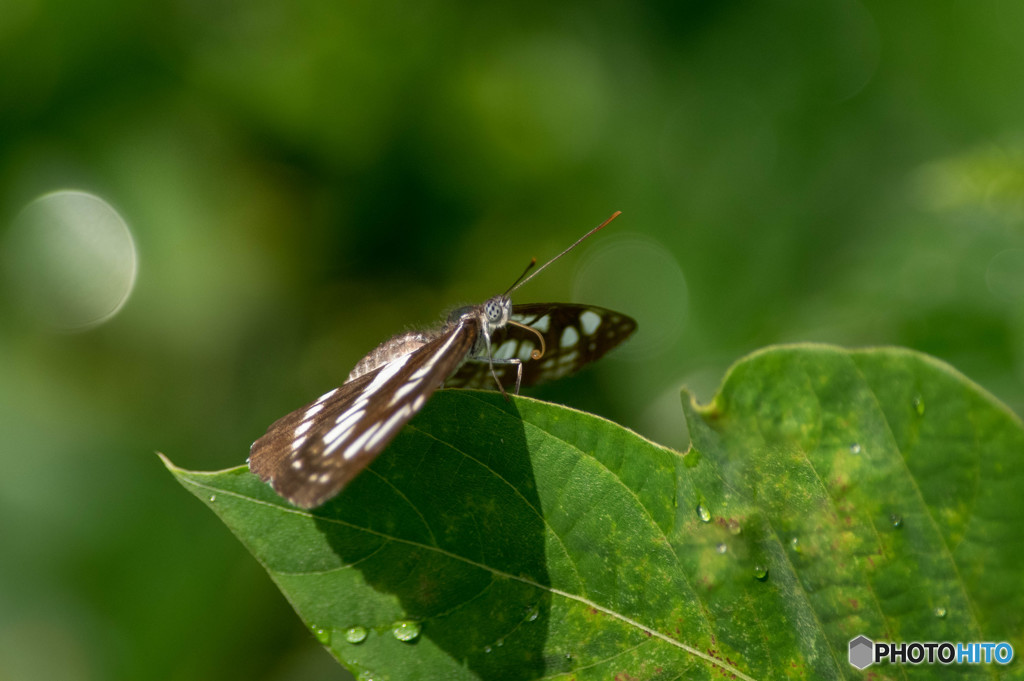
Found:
[484,299,505,323]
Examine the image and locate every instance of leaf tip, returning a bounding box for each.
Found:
[156,451,180,473]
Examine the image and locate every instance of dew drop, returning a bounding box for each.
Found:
[934,606,947,618]
[209,494,216,502]
[526,605,540,622]
[849,443,861,454]
[312,626,330,644]
[890,513,903,528]
[496,638,504,648]
[913,395,925,416]
[716,542,727,554]
[790,537,802,554]
[727,519,742,535]
[697,503,712,523]
[484,645,492,653]
[391,620,421,642]
[345,626,368,644]
[753,565,769,581]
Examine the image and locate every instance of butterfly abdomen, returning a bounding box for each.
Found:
[347,330,433,382]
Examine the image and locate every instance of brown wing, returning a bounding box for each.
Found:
[445,303,636,391]
[249,319,478,508]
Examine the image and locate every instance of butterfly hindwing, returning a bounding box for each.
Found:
[249,320,478,508]
[446,303,637,390]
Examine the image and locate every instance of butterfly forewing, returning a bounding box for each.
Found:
[249,320,478,508]
[446,303,637,390]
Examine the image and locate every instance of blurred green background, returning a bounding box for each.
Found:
[2,1,1023,679]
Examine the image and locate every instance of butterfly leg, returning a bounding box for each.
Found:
[489,357,523,395]
[462,355,524,397]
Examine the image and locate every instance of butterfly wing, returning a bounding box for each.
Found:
[249,319,478,508]
[446,303,637,390]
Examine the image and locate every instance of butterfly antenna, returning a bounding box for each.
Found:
[503,258,537,296]
[506,211,621,295]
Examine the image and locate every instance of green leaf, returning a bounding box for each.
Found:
[164,345,1024,680]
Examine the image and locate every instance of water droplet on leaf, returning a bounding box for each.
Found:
[913,395,925,416]
[890,513,903,528]
[345,626,368,644]
[391,620,421,642]
[849,443,861,454]
[697,503,711,523]
[753,565,769,581]
[934,606,947,618]
[312,626,330,644]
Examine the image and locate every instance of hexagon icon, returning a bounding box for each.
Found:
[849,635,874,669]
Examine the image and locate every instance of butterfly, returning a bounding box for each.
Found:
[249,212,637,508]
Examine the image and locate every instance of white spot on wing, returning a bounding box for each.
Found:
[343,421,383,460]
[410,365,430,381]
[295,420,313,437]
[389,377,423,406]
[364,411,408,451]
[580,310,601,335]
[291,435,308,451]
[494,340,517,360]
[334,398,368,425]
[529,315,551,333]
[364,353,411,396]
[516,342,535,361]
[410,332,462,381]
[316,387,339,404]
[560,326,579,348]
[437,326,462,354]
[410,338,454,379]
[557,351,579,366]
[360,404,413,455]
[323,409,365,452]
[304,403,324,419]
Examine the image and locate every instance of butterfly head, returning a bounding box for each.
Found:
[483,295,512,334]
[448,295,511,335]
